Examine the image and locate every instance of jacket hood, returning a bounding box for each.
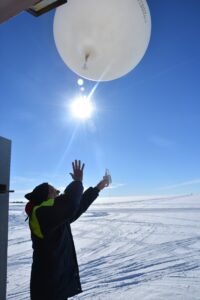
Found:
[25,182,49,204]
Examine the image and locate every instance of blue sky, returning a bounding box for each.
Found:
[1,0,200,200]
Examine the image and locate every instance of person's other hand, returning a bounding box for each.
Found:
[70,160,85,182]
[96,178,109,191]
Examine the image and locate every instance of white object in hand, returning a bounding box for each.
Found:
[104,169,112,186]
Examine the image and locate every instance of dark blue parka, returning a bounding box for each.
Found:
[29,181,99,300]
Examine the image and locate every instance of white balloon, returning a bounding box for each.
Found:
[53,0,151,81]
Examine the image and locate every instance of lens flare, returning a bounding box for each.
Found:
[77,78,84,86]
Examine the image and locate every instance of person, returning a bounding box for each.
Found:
[25,160,109,300]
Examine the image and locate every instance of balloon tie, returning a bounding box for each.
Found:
[83,53,90,70]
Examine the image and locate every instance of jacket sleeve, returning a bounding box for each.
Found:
[36,181,84,234]
[69,186,99,223]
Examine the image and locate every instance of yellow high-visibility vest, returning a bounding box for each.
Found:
[30,198,54,238]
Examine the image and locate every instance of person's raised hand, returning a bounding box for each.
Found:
[96,178,109,191]
[96,169,111,191]
[70,160,85,182]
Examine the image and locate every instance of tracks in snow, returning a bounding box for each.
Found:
[7,198,200,300]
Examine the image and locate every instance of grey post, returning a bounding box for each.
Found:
[0,137,11,300]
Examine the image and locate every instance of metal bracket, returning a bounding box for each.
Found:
[0,184,14,194]
[27,0,67,17]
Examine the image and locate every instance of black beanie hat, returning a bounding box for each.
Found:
[25,182,49,204]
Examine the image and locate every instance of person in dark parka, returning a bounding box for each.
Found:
[25,160,109,300]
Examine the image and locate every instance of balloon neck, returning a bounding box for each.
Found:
[83,53,90,70]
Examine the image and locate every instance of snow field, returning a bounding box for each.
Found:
[7,195,200,299]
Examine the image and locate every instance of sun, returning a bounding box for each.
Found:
[70,96,95,120]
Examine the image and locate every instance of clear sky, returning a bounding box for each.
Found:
[1,0,200,200]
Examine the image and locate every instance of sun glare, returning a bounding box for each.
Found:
[70,96,95,120]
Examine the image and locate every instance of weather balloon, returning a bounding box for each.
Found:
[54,0,151,81]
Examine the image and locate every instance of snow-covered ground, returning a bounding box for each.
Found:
[7,194,200,299]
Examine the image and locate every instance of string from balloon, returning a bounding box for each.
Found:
[53,124,80,177]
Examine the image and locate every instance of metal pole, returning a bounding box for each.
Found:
[0,137,11,300]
